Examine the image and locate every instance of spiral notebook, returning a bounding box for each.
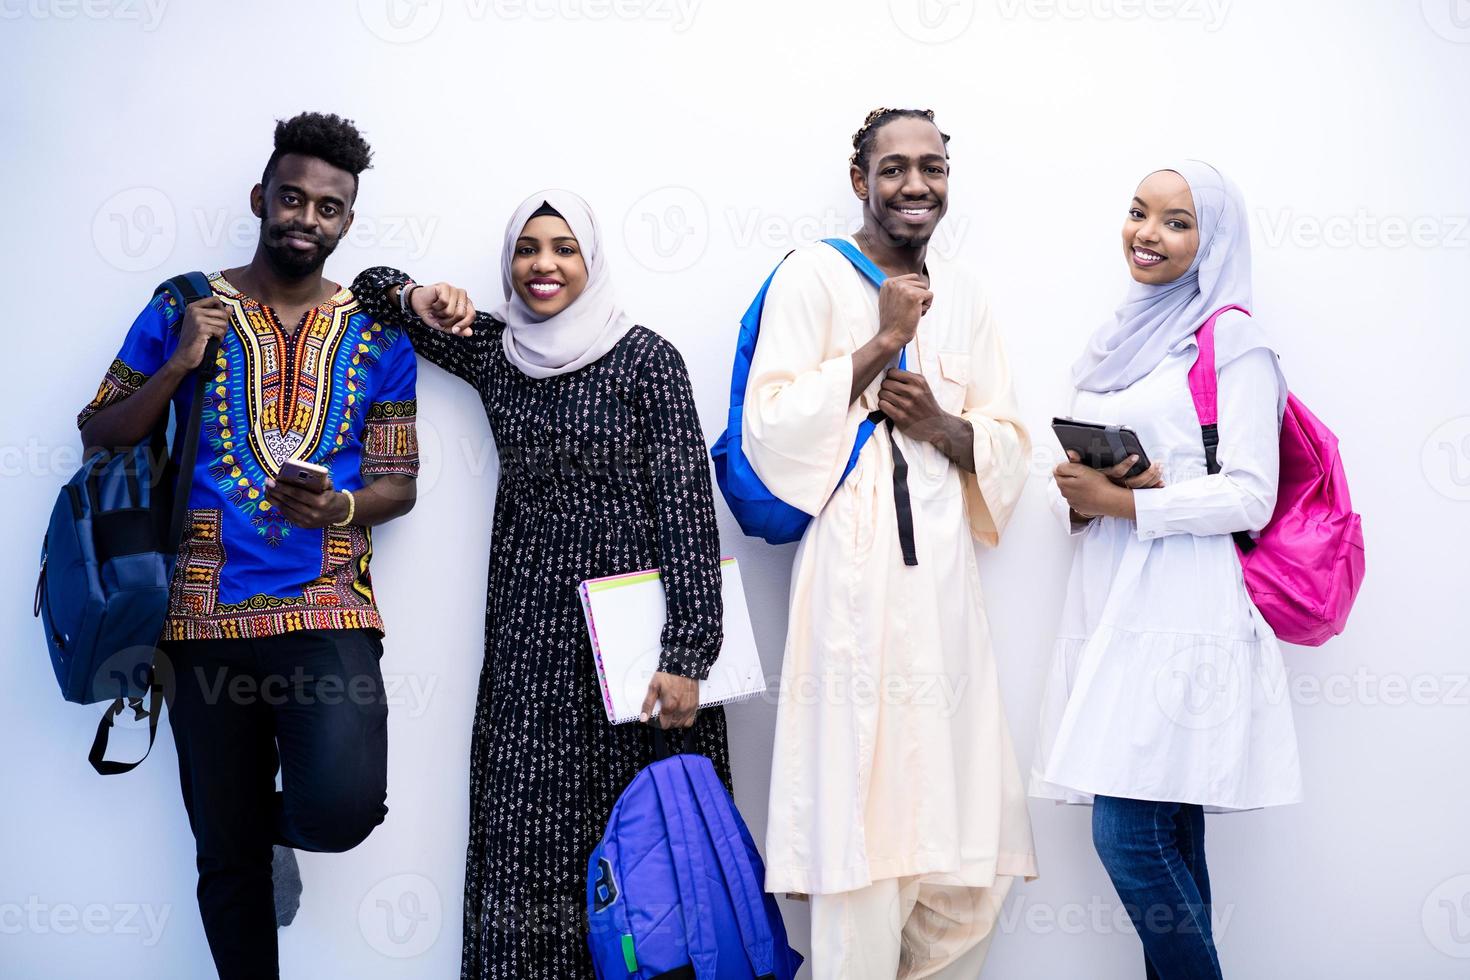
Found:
[578,557,766,724]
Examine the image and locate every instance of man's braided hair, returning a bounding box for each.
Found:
[849,107,950,172]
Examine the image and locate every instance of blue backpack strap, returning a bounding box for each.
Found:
[680,757,779,979]
[151,272,219,551]
[650,760,720,979]
[88,271,217,777]
[157,271,214,313]
[819,239,919,566]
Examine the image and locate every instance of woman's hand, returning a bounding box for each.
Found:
[1055,450,1163,520]
[405,282,477,335]
[640,671,699,729]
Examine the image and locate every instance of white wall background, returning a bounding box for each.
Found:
[3,1,1468,977]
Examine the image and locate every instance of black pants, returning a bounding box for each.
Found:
[159,628,389,980]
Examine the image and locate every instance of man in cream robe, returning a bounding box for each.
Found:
[744,235,1036,978]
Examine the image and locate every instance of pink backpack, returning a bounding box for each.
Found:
[1189,306,1365,647]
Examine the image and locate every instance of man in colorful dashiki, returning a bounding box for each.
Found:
[77,112,418,980]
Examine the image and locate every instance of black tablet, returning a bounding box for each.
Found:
[1051,417,1152,479]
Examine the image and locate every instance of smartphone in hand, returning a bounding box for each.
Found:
[276,459,332,494]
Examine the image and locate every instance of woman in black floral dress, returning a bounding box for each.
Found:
[353,190,731,979]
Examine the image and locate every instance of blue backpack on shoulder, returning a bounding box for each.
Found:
[587,733,803,980]
[35,272,218,775]
[709,237,905,545]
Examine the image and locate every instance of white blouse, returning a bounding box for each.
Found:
[1030,323,1303,811]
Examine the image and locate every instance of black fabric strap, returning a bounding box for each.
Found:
[650,725,691,762]
[1200,423,1257,554]
[88,690,161,776]
[870,410,918,567]
[167,339,218,551]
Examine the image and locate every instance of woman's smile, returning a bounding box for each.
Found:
[525,277,565,300]
[1130,245,1168,268]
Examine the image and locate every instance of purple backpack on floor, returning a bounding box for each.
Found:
[1189,305,1366,646]
[587,738,802,980]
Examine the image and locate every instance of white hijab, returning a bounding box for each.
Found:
[494,189,635,379]
[1071,160,1257,393]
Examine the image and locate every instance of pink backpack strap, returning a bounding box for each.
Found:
[1187,304,1250,425]
[1190,304,1255,551]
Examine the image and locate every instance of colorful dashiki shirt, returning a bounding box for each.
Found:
[77,272,419,640]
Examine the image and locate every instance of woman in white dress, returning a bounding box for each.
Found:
[1030,161,1302,979]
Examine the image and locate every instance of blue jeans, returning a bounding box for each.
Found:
[1092,796,1223,980]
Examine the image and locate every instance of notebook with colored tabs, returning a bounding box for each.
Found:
[578,557,766,724]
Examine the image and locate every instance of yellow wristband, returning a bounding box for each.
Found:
[332,489,356,527]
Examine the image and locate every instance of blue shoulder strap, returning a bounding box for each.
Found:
[156,271,214,315]
[818,239,919,567]
[650,761,720,979]
[680,757,779,979]
[817,239,905,537]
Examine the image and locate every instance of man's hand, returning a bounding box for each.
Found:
[408,282,476,335]
[640,671,699,729]
[875,274,932,349]
[878,369,947,438]
[166,297,230,373]
[264,474,350,529]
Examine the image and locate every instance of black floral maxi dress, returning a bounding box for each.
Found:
[353,268,733,979]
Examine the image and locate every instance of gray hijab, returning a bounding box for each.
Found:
[494,189,635,379]
[1072,160,1255,393]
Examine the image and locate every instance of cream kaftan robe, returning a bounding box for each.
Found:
[745,238,1038,902]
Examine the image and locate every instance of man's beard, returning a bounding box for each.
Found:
[259,219,340,278]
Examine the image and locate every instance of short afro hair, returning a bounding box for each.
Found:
[261,111,373,195]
